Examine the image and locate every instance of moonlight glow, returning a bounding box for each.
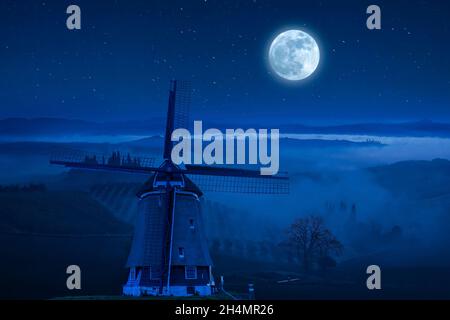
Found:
[269,29,320,81]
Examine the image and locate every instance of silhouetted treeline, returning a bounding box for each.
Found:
[84,151,142,167]
[0,183,47,193]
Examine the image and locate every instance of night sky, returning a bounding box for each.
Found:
[1,0,450,124]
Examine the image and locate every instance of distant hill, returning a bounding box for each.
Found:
[2,117,450,137]
[282,120,450,137]
[0,117,165,136]
[369,158,450,199]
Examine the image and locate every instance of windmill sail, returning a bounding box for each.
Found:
[185,164,289,194]
[188,174,289,194]
[163,80,191,159]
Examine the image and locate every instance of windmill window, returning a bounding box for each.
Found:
[185,266,197,279]
[189,218,195,229]
[179,247,185,258]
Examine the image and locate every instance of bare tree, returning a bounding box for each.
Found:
[287,215,343,272]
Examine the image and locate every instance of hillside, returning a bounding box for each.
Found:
[0,190,133,299]
[369,158,450,199]
[0,190,132,234]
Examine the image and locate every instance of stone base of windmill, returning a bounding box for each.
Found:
[122,284,213,297]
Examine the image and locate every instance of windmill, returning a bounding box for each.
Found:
[50,80,289,297]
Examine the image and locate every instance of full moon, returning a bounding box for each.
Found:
[268,29,320,81]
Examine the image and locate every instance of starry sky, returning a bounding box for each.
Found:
[1,0,450,124]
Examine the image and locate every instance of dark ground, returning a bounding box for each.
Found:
[2,229,450,300]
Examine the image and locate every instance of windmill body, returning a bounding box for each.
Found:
[50,80,289,297]
[123,168,213,296]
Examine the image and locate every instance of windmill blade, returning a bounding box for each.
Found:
[163,80,191,159]
[50,149,158,175]
[173,80,191,131]
[187,174,289,194]
[184,164,288,179]
[184,164,289,194]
